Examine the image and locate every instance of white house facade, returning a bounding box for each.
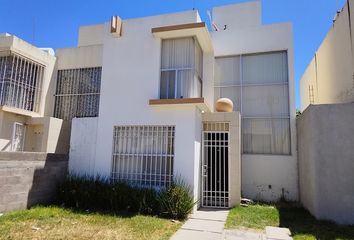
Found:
[0,0,298,208]
[64,1,298,207]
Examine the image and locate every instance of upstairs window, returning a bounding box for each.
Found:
[0,52,44,112]
[160,37,203,99]
[215,51,291,155]
[54,67,101,120]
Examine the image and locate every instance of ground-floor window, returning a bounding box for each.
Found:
[111,125,175,188]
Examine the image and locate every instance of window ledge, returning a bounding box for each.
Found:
[0,105,40,117]
[149,98,210,112]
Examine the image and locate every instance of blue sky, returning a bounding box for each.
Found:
[0,0,346,109]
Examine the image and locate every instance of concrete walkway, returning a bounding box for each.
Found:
[170,209,292,240]
[171,209,229,240]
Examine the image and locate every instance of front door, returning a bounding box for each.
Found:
[11,122,26,152]
[202,122,230,208]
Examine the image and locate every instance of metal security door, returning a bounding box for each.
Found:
[202,122,229,208]
[11,122,26,152]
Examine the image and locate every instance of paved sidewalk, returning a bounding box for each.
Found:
[170,209,292,240]
[170,209,229,240]
[224,229,264,240]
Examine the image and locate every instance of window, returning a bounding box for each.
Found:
[111,125,175,188]
[160,37,203,99]
[54,67,101,120]
[214,51,291,155]
[0,52,44,112]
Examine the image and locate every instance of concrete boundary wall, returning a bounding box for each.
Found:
[297,103,354,225]
[0,152,68,213]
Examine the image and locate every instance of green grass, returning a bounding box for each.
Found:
[226,204,354,240]
[0,206,182,240]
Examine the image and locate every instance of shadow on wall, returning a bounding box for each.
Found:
[1,141,11,151]
[55,120,72,154]
[277,205,354,239]
[27,153,68,208]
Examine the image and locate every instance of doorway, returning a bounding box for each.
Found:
[11,122,26,152]
[202,122,230,208]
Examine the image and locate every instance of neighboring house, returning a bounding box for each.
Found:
[64,0,298,207]
[0,33,66,153]
[300,0,354,111]
[298,0,354,225]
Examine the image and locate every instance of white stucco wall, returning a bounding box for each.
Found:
[212,1,261,30]
[67,3,298,203]
[212,1,298,202]
[56,45,103,70]
[69,117,98,175]
[90,11,208,202]
[78,24,104,47]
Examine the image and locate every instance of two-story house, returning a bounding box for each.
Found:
[64,1,297,207]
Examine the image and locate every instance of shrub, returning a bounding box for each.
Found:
[159,179,196,220]
[56,175,195,219]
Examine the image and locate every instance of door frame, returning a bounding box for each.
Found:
[11,122,26,152]
[201,122,230,208]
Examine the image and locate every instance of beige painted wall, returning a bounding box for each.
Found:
[0,112,28,151]
[0,112,65,153]
[202,112,241,207]
[297,103,354,225]
[56,45,103,70]
[0,35,57,117]
[78,24,104,47]
[300,0,354,111]
[0,34,66,153]
[55,37,104,155]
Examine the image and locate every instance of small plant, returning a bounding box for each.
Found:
[159,179,196,220]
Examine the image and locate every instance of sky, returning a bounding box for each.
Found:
[0,0,347,109]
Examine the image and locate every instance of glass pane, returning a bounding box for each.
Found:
[214,86,241,112]
[242,84,289,117]
[215,56,241,86]
[177,69,195,98]
[161,38,194,69]
[160,70,176,99]
[195,39,203,79]
[242,118,290,155]
[242,51,288,84]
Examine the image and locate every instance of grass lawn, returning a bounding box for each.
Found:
[226,204,354,240]
[0,206,181,240]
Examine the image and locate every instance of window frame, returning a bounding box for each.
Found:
[111,125,175,188]
[214,50,292,156]
[0,51,45,112]
[159,37,203,99]
[54,67,102,120]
